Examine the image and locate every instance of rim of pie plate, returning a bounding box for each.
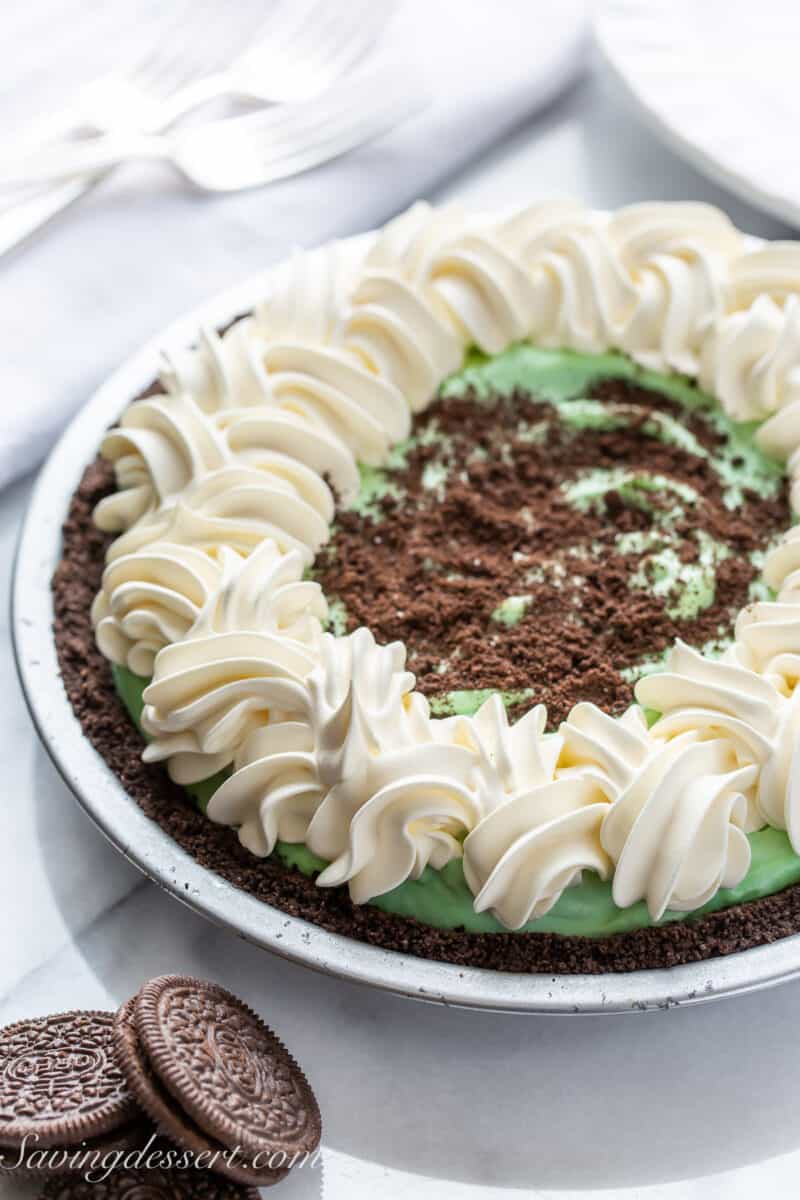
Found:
[87,198,800,939]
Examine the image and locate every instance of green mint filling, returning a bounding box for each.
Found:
[112,662,227,815]
[109,345,797,935]
[112,696,800,939]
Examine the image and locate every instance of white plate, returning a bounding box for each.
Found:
[13,245,800,1013]
[595,0,800,228]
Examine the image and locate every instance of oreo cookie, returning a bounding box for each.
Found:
[114,977,321,1187]
[112,1000,278,1189]
[0,1011,139,1152]
[39,1167,260,1197]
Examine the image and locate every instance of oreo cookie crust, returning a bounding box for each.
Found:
[39,1168,260,1198]
[50,453,800,974]
[0,1012,138,1149]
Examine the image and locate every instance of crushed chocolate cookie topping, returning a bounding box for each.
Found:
[314,378,790,725]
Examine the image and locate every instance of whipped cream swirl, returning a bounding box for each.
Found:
[161,241,411,470]
[601,733,754,919]
[92,542,223,677]
[140,544,321,785]
[94,393,229,532]
[191,541,326,647]
[304,630,486,903]
[104,464,331,568]
[557,702,653,801]
[461,699,611,929]
[207,722,323,858]
[734,528,800,695]
[635,641,800,846]
[93,535,325,678]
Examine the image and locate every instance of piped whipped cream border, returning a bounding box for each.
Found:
[88,200,800,930]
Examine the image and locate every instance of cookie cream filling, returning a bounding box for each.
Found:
[90,200,800,932]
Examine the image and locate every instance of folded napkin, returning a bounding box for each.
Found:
[0,0,587,491]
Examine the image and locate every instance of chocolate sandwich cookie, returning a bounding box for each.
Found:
[39,1166,260,1198]
[0,1011,139,1151]
[114,977,320,1186]
[112,999,277,1188]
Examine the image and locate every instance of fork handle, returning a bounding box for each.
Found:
[0,179,103,259]
[7,108,98,159]
[0,133,170,189]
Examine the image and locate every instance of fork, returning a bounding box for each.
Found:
[7,0,275,152]
[143,0,396,123]
[0,0,393,256]
[0,63,425,194]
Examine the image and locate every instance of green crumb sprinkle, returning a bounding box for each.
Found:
[628,530,729,620]
[348,463,404,519]
[621,633,733,686]
[619,649,673,684]
[491,594,533,626]
[555,398,630,432]
[324,597,349,636]
[748,577,775,602]
[429,687,536,718]
[421,460,449,496]
[514,417,550,443]
[563,468,699,515]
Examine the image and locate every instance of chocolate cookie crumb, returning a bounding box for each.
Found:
[315,379,789,724]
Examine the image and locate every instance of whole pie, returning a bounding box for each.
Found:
[54,200,800,973]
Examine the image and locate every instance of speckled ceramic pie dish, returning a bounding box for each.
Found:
[16,202,800,1011]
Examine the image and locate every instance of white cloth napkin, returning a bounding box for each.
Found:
[0,0,587,491]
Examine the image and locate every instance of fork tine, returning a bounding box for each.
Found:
[232,0,391,85]
[128,1,204,91]
[296,14,365,78]
[265,69,418,149]
[130,0,270,97]
[301,0,387,74]
[176,58,423,190]
[250,94,421,185]
[302,0,394,77]
[164,3,247,87]
[231,0,322,74]
[233,78,397,148]
[181,60,401,145]
[241,0,324,63]
[240,68,422,177]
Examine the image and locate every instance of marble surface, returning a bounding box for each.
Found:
[4,55,800,1200]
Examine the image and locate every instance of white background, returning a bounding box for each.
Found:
[3,32,800,1200]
